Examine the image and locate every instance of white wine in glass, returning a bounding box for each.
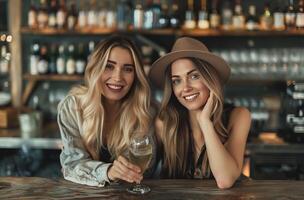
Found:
[127,132,152,194]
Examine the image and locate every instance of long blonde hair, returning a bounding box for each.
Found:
[159,58,228,178]
[69,35,151,160]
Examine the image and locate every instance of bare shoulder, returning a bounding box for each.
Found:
[228,106,251,131]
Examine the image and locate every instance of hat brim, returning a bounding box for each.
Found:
[149,50,231,89]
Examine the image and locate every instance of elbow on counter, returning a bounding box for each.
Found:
[215,176,238,189]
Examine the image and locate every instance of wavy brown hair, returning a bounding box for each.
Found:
[159,58,228,178]
[69,35,152,160]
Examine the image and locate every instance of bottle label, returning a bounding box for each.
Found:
[48,14,57,27]
[37,12,48,28]
[274,13,285,30]
[37,60,48,74]
[78,12,87,28]
[68,16,76,29]
[28,11,37,27]
[296,13,304,28]
[76,60,86,74]
[66,59,76,74]
[56,58,65,74]
[30,55,39,75]
[57,11,66,28]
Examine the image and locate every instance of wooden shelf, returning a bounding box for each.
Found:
[23,74,83,81]
[21,27,304,37]
[22,74,83,105]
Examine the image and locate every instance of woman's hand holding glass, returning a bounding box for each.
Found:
[107,156,143,183]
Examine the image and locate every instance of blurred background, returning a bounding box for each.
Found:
[0,0,304,180]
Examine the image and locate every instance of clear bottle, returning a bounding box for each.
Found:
[296,0,304,29]
[209,0,220,29]
[48,0,58,28]
[37,0,49,29]
[184,0,196,29]
[75,43,86,74]
[133,0,144,29]
[66,44,76,75]
[56,0,67,29]
[28,0,37,29]
[87,0,98,28]
[0,45,9,74]
[273,2,285,30]
[117,0,131,30]
[56,44,66,74]
[221,0,233,30]
[198,0,209,29]
[78,0,87,28]
[246,5,259,31]
[29,42,40,75]
[106,1,117,29]
[97,1,107,28]
[285,0,296,29]
[232,0,245,30]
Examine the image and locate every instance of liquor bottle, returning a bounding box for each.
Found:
[169,0,180,28]
[117,0,131,30]
[273,2,285,30]
[144,0,154,29]
[87,0,98,28]
[67,1,78,30]
[198,0,209,29]
[209,0,220,29]
[246,5,259,31]
[285,0,296,29]
[221,0,233,30]
[37,44,49,74]
[232,0,245,30]
[48,0,58,28]
[29,42,40,75]
[106,1,117,29]
[56,44,66,74]
[150,0,162,28]
[260,2,273,30]
[133,0,144,29]
[296,0,304,29]
[49,44,57,74]
[66,44,76,75]
[75,43,86,74]
[28,0,37,29]
[78,0,87,28]
[57,0,67,29]
[184,0,196,29]
[0,45,9,74]
[37,0,49,29]
[97,1,107,28]
[159,0,170,28]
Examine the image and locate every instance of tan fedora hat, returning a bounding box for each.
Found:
[149,37,231,88]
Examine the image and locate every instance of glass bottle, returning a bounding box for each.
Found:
[56,0,67,29]
[117,0,131,30]
[97,1,107,28]
[296,0,304,29]
[209,0,220,29]
[67,1,78,30]
[78,0,87,28]
[87,0,98,28]
[66,44,76,75]
[159,0,170,28]
[29,42,40,75]
[221,0,233,30]
[184,0,196,29]
[232,0,245,30]
[260,2,273,30]
[150,0,162,29]
[37,44,49,74]
[37,0,49,29]
[169,0,180,28]
[28,0,37,29]
[285,0,296,29]
[75,43,86,74]
[246,5,259,31]
[49,44,57,74]
[273,2,285,30]
[0,45,9,74]
[106,1,117,29]
[198,0,209,29]
[56,44,66,74]
[133,0,144,29]
[48,0,58,28]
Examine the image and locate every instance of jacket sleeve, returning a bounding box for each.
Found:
[57,96,112,187]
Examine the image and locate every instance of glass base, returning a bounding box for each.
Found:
[126,184,151,195]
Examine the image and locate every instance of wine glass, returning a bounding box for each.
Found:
[126,131,153,195]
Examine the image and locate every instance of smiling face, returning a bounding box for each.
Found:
[100,46,135,103]
[171,58,210,111]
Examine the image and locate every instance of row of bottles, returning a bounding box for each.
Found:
[28,41,94,75]
[27,0,304,31]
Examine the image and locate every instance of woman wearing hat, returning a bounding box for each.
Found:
[150,37,251,189]
[58,35,157,187]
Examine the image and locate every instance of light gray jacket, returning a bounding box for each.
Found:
[57,95,157,187]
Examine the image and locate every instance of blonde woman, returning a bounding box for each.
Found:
[149,37,251,189]
[58,35,156,187]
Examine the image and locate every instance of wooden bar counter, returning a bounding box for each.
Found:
[0,177,304,199]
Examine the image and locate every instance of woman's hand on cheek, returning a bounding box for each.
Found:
[196,92,214,123]
[107,156,143,183]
